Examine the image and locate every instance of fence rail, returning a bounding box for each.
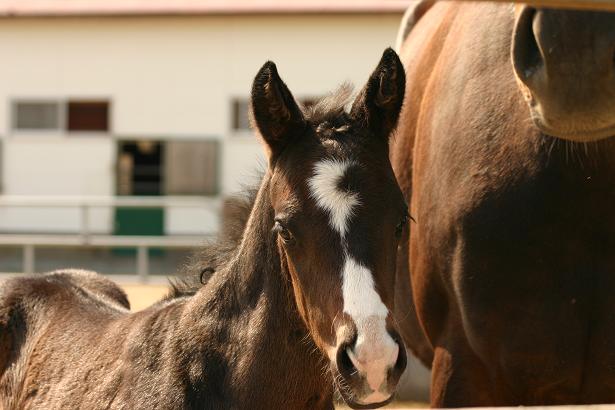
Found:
[0,196,219,281]
[0,233,208,282]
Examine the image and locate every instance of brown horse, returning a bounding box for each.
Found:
[0,49,410,409]
[392,1,615,406]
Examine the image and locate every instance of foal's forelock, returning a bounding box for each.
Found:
[307,158,390,332]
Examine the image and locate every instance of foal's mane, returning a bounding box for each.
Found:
[303,83,353,126]
[167,85,355,299]
[167,187,257,299]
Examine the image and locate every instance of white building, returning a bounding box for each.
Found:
[0,0,405,237]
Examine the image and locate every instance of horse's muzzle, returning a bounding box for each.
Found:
[333,323,407,409]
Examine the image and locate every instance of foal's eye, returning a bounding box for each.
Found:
[395,214,410,238]
[273,220,294,243]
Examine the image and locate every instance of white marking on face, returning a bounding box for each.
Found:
[307,158,398,401]
[307,159,359,237]
[342,256,398,397]
[341,256,388,320]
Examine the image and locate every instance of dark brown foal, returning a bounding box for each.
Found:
[0,49,409,410]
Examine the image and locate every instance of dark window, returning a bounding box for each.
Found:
[117,141,163,196]
[13,101,61,130]
[231,97,320,132]
[231,99,251,131]
[67,101,109,132]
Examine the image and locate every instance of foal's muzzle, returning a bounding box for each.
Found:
[333,324,407,409]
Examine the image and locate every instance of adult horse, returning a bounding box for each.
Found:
[0,49,409,409]
[392,1,615,406]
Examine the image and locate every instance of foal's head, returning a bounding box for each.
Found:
[251,49,408,408]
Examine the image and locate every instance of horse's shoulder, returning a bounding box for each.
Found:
[395,0,436,52]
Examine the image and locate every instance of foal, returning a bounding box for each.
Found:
[0,49,409,409]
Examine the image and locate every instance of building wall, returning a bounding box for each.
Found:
[0,14,401,234]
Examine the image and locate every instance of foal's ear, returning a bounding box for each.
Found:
[250,61,306,158]
[350,48,406,140]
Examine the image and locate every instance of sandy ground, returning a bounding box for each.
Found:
[120,283,170,311]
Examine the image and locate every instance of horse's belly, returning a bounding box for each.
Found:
[458,266,615,402]
[444,188,615,403]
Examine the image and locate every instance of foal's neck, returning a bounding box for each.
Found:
[212,175,292,311]
[188,174,332,407]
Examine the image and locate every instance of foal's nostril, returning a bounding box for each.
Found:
[513,7,542,81]
[336,345,356,378]
[393,340,407,373]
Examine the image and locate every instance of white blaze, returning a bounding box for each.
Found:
[307,159,359,238]
[342,256,396,396]
[341,256,388,320]
[307,158,397,402]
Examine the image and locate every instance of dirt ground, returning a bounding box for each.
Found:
[120,283,170,310]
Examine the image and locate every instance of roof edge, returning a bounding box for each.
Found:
[0,1,409,18]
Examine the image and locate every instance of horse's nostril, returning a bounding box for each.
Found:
[393,341,407,373]
[513,7,542,81]
[336,346,356,378]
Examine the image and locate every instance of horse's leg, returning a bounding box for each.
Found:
[430,320,509,407]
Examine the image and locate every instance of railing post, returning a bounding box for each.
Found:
[137,245,149,283]
[23,244,35,274]
[80,203,89,243]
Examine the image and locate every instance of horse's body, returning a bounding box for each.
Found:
[393,2,615,406]
[0,268,326,409]
[0,50,410,409]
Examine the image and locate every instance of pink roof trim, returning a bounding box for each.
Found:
[0,0,408,17]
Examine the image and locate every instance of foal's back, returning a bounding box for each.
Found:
[0,270,191,409]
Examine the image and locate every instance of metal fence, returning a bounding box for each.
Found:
[0,196,219,281]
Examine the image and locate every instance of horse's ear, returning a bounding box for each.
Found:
[250,61,306,158]
[350,48,405,140]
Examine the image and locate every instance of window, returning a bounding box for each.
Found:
[117,139,220,197]
[13,101,61,131]
[232,99,251,131]
[67,101,109,132]
[231,97,320,132]
[165,140,219,195]
[117,140,163,196]
[11,99,110,133]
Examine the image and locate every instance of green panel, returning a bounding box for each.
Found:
[113,207,164,256]
[114,207,164,235]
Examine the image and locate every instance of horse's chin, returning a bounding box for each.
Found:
[529,112,615,142]
[537,123,615,142]
[332,370,395,410]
